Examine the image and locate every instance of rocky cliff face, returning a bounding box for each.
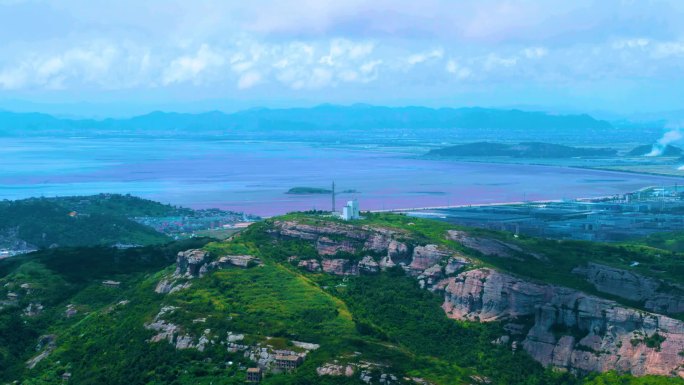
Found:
[437,268,684,377]
[274,220,462,282]
[321,259,358,275]
[573,262,684,315]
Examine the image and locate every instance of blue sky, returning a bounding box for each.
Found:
[1,0,684,117]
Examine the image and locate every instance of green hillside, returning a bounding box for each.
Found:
[1,212,682,385]
[44,193,193,217]
[0,198,170,249]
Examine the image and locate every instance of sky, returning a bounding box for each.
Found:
[1,0,684,117]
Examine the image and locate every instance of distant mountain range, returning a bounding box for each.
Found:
[0,105,613,134]
[4,104,667,145]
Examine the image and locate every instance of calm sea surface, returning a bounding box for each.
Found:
[1,138,681,216]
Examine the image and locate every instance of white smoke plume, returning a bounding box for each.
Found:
[647,123,683,157]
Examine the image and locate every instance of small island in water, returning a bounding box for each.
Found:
[286,187,358,195]
[286,187,332,195]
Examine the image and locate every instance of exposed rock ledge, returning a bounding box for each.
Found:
[436,268,684,377]
[156,249,261,294]
[572,262,684,315]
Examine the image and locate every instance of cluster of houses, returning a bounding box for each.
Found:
[246,354,304,383]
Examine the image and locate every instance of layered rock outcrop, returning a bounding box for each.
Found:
[317,237,356,256]
[175,249,210,278]
[408,245,450,273]
[156,249,260,294]
[273,220,411,261]
[573,262,684,315]
[298,259,321,272]
[437,268,684,377]
[274,220,456,278]
[358,256,380,274]
[322,259,358,276]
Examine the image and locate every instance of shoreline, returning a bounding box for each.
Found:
[374,184,671,214]
[372,195,618,214]
[421,155,684,179]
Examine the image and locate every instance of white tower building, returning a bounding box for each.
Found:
[341,199,360,220]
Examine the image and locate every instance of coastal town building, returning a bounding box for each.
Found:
[102,280,121,288]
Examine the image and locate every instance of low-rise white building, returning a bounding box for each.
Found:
[341,200,360,221]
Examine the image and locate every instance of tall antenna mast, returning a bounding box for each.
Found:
[332,181,336,213]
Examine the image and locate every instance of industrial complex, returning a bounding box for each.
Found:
[407,186,684,242]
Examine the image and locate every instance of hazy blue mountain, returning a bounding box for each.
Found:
[0,105,612,134]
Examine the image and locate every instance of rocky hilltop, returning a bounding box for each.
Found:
[271,217,684,378]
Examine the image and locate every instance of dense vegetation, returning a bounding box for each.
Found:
[45,193,193,217]
[0,198,170,248]
[0,238,211,382]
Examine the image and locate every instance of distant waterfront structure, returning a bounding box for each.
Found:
[341,200,360,221]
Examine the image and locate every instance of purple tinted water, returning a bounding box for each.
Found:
[1,138,681,216]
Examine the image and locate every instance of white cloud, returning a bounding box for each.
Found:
[483,53,517,70]
[613,38,650,50]
[0,66,28,89]
[319,39,374,66]
[269,39,380,89]
[407,48,444,66]
[338,70,358,82]
[652,41,684,58]
[162,44,225,85]
[445,59,472,79]
[522,47,548,59]
[237,71,262,89]
[309,68,333,88]
[0,44,124,90]
[360,60,381,74]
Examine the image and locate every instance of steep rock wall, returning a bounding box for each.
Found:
[438,268,684,377]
